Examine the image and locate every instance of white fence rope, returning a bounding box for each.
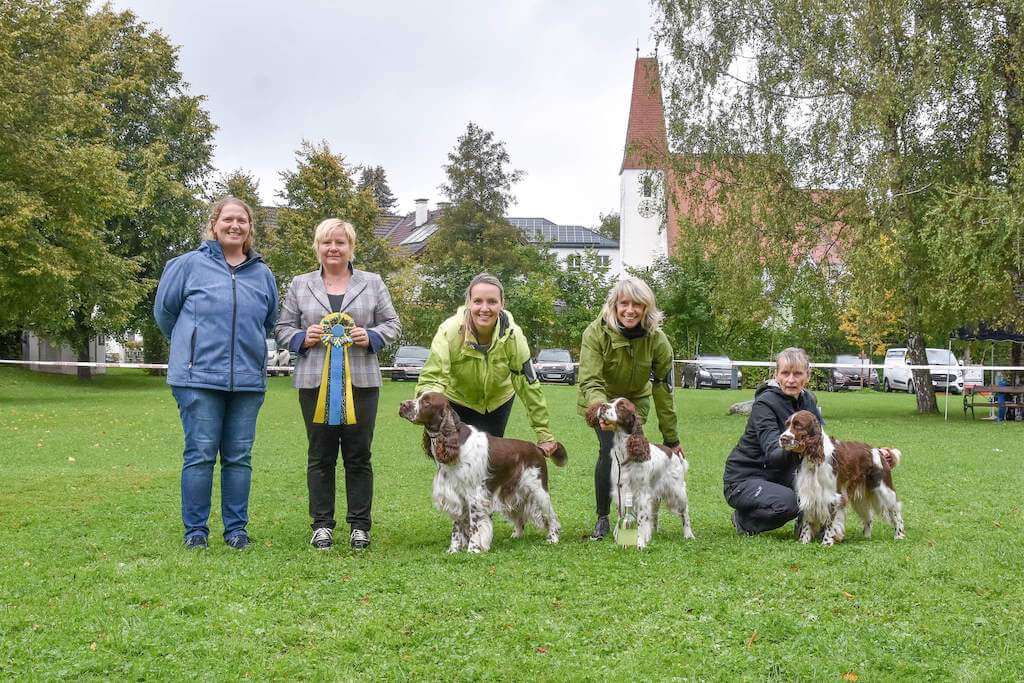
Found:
[3,358,1023,372]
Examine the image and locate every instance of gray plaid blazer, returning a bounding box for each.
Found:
[275,268,401,389]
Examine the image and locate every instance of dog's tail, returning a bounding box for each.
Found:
[546,442,568,467]
[877,447,901,469]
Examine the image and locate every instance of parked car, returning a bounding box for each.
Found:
[826,354,879,391]
[883,347,964,394]
[266,338,294,376]
[534,348,576,384]
[391,345,429,381]
[683,355,742,389]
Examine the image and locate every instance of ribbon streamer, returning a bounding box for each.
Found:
[313,312,357,426]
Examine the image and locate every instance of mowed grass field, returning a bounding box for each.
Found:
[1,366,1022,680]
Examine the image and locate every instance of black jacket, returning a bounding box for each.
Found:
[723,382,823,488]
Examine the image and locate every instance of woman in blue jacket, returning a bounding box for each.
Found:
[154,197,278,550]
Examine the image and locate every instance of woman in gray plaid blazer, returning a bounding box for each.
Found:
[275,219,401,550]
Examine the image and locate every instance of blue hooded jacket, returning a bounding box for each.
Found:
[154,240,278,392]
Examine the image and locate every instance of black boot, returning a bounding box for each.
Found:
[589,516,610,540]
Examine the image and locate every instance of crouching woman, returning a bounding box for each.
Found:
[723,347,824,535]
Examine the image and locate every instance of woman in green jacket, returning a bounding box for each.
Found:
[416,273,558,455]
[577,276,681,540]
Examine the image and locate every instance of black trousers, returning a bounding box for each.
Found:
[450,397,514,437]
[593,427,616,517]
[724,478,800,534]
[298,386,379,532]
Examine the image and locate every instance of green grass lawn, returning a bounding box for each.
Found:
[1,366,1021,680]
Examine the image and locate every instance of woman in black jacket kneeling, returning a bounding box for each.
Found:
[723,347,823,536]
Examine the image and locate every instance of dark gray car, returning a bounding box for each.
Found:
[683,355,742,389]
[826,354,878,391]
[391,345,429,382]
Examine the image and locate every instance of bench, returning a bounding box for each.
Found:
[963,385,1024,419]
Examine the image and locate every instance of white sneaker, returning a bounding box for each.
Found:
[310,527,333,550]
[349,528,370,549]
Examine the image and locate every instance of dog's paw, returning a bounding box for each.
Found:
[546,532,559,544]
[683,528,696,540]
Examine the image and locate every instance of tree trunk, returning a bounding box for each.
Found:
[906,331,937,413]
[76,336,92,381]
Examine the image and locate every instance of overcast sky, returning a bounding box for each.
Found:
[104,0,660,227]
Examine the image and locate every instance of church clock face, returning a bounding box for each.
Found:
[637,198,659,219]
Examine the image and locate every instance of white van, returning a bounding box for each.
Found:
[883,347,964,394]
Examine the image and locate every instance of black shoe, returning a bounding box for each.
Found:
[225,532,250,550]
[589,516,610,540]
[732,510,752,536]
[311,527,333,550]
[350,528,370,549]
[184,535,208,550]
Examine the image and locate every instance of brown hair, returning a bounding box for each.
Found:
[204,197,255,253]
[462,272,505,343]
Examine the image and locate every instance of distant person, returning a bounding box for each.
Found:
[723,347,824,536]
[577,277,681,540]
[416,272,558,452]
[154,197,278,550]
[275,219,400,550]
[995,370,1010,422]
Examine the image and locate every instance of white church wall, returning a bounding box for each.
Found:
[619,169,666,269]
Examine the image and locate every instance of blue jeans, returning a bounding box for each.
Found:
[171,386,265,540]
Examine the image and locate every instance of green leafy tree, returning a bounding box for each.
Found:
[439,122,525,216]
[595,212,621,241]
[654,0,1024,411]
[416,124,556,349]
[273,141,398,292]
[0,0,173,378]
[357,165,398,213]
[549,250,615,355]
[90,6,215,370]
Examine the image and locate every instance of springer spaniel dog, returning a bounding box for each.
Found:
[780,410,906,546]
[398,391,567,553]
[586,398,695,549]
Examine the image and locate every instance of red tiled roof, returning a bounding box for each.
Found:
[621,57,668,172]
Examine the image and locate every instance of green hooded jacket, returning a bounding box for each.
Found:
[576,317,679,446]
[416,307,554,443]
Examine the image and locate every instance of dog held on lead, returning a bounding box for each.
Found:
[398,391,566,553]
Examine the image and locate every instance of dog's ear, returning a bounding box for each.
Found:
[584,403,602,428]
[436,406,461,464]
[626,414,651,462]
[422,430,433,461]
[803,419,825,464]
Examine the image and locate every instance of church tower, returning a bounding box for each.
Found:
[620,56,671,269]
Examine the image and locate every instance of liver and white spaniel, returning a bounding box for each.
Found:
[780,410,906,546]
[398,391,567,553]
[586,398,695,548]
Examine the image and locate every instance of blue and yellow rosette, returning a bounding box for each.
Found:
[313,312,357,425]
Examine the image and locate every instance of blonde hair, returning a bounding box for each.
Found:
[601,276,663,331]
[776,347,810,374]
[313,218,357,263]
[204,197,255,253]
[462,273,504,342]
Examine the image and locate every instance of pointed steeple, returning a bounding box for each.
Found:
[621,56,668,173]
